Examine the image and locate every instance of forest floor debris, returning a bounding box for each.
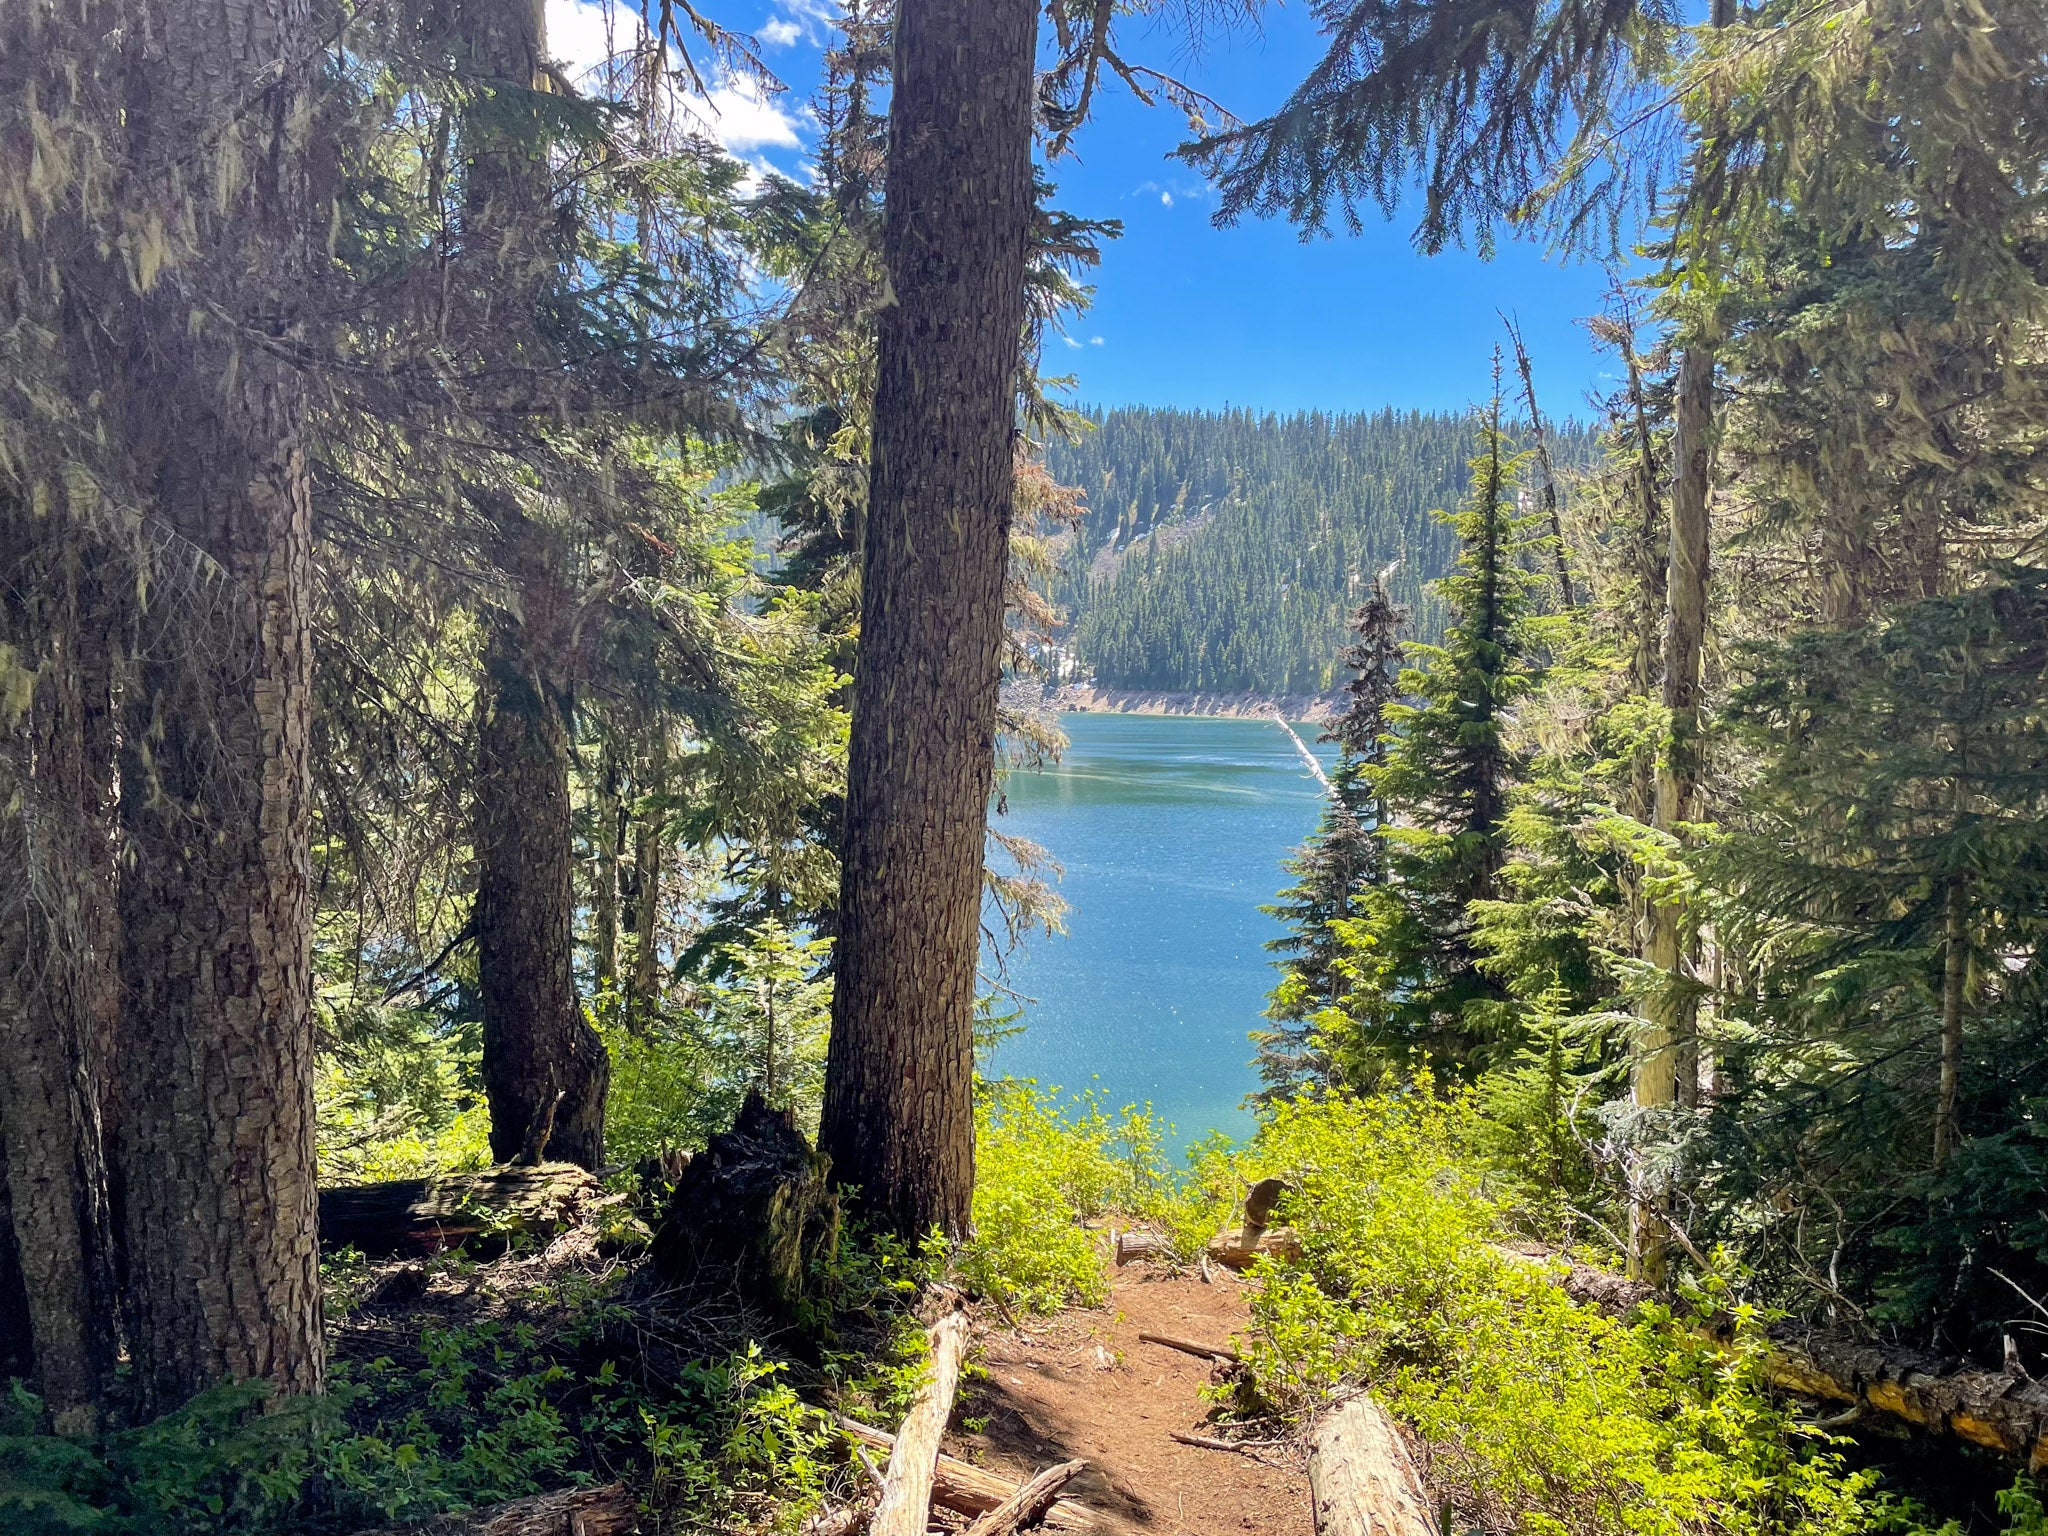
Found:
[953,1261,1313,1536]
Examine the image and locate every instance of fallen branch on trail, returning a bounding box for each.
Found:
[1308,1396,1439,1536]
[871,1307,972,1536]
[362,1482,638,1535]
[1170,1431,1276,1456]
[962,1458,1089,1536]
[319,1164,599,1257]
[1139,1331,1239,1364]
[836,1418,1100,1531]
[1511,1244,2048,1466]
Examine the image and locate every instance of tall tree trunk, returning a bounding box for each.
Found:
[1934,873,1968,1170]
[0,594,121,1430]
[111,0,325,1417]
[629,758,664,1023]
[0,1140,32,1386]
[1632,338,1715,1283]
[1504,316,1575,608]
[1620,334,1666,827]
[477,612,609,1169]
[594,748,622,992]
[461,0,610,1167]
[818,0,1037,1239]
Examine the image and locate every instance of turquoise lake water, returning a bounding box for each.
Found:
[984,713,1337,1143]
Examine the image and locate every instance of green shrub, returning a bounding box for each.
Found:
[1237,1090,1933,1536]
[960,1079,1196,1311]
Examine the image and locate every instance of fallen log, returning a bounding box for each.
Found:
[1308,1395,1439,1536]
[362,1482,638,1535]
[872,1308,972,1536]
[835,1419,1100,1531]
[1138,1331,1239,1364]
[319,1164,600,1257]
[962,1458,1088,1536]
[1170,1431,1258,1453]
[1510,1244,2048,1468]
[1207,1227,1303,1272]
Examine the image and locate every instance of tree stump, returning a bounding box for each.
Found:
[650,1092,838,1320]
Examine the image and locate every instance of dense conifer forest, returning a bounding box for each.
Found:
[1046,405,1597,693]
[1,0,2045,1530]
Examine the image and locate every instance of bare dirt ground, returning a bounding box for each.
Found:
[950,1262,1313,1536]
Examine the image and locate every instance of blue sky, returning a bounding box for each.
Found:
[550,0,1635,419]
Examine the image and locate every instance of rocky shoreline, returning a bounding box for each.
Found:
[1024,682,1343,721]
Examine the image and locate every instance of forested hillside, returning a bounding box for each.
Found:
[1045,405,1594,694]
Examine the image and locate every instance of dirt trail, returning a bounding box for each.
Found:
[950,1264,1312,1536]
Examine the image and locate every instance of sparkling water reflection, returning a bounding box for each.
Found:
[984,713,1337,1143]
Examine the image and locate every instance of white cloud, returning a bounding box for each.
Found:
[683,74,805,152]
[1089,336,1105,346]
[760,0,836,46]
[1160,190,1174,207]
[543,2,807,162]
[1061,335,1083,349]
[548,0,638,82]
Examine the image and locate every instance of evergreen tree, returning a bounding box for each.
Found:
[1697,569,2048,1347]
[1257,571,1407,1097]
[1325,394,1554,1083]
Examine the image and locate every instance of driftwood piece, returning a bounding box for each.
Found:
[1207,1227,1303,1272]
[962,1458,1089,1536]
[836,1418,1100,1531]
[872,1308,972,1536]
[1308,1396,1439,1536]
[1511,1243,2048,1467]
[362,1482,638,1535]
[1138,1331,1239,1364]
[650,1092,838,1320]
[319,1164,599,1257]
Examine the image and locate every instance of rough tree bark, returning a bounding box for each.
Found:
[0,592,121,1428]
[1308,1395,1440,1536]
[463,0,609,1169]
[477,604,609,1169]
[113,0,326,1414]
[629,761,663,1022]
[818,0,1038,1238]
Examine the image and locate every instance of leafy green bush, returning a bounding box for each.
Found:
[960,1079,1212,1311]
[1237,1091,1934,1536]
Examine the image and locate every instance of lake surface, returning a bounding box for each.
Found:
[984,713,1336,1142]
